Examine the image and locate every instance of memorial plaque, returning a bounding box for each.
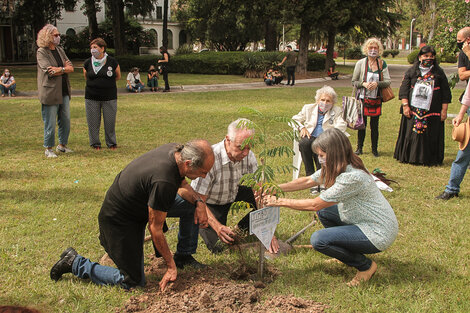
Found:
[249,206,280,250]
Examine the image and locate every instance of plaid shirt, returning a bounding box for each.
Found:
[191,140,258,205]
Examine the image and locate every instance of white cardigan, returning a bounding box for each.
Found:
[292,103,349,136]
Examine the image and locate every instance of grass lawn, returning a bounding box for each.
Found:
[1,86,469,312]
[7,66,262,91]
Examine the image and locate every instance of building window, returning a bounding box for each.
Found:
[179,30,187,47]
[167,30,173,49]
[149,29,158,47]
[66,28,76,37]
[64,0,76,12]
[156,6,162,19]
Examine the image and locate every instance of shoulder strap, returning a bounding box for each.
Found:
[378,59,384,81]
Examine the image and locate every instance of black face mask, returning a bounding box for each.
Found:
[457,41,464,50]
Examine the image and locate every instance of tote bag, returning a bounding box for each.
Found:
[342,96,365,130]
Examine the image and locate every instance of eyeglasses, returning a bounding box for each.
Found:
[53,34,61,37]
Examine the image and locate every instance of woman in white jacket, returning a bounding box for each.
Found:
[292,85,348,178]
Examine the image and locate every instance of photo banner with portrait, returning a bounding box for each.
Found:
[411,79,434,111]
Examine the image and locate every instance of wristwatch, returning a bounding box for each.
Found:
[61,67,65,73]
[402,102,409,106]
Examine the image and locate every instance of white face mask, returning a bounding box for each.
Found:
[368,49,378,57]
[91,48,101,58]
[318,156,326,164]
[318,101,332,113]
[53,35,60,46]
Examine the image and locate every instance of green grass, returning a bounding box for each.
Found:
[7,66,262,91]
[1,86,470,312]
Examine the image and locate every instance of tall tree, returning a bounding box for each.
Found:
[13,0,76,39]
[175,0,264,51]
[163,0,168,47]
[83,0,100,40]
[288,0,400,74]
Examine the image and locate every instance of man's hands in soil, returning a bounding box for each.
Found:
[217,225,235,244]
[159,267,177,292]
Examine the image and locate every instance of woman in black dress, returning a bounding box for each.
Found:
[394,46,451,166]
[158,46,170,92]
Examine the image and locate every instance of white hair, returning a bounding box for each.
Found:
[314,85,338,104]
[227,118,254,141]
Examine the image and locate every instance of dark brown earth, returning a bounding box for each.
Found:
[117,254,328,313]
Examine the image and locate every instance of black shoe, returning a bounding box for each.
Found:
[50,247,78,281]
[173,253,206,269]
[372,150,379,157]
[435,191,459,200]
[355,148,363,155]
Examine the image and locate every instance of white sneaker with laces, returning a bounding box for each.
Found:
[45,149,57,158]
[56,145,74,153]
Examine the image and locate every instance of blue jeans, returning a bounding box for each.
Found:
[445,108,470,194]
[71,194,199,288]
[41,96,71,148]
[1,83,16,95]
[311,205,380,271]
[126,83,144,92]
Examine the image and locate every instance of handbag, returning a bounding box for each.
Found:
[379,59,395,102]
[342,96,365,130]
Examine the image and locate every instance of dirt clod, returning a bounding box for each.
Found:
[116,255,328,313]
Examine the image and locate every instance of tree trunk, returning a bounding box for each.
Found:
[325,28,336,71]
[111,0,126,55]
[264,20,277,51]
[162,0,168,48]
[85,0,99,40]
[297,23,310,75]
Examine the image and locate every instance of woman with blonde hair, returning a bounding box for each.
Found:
[36,24,74,158]
[351,38,391,157]
[264,128,398,287]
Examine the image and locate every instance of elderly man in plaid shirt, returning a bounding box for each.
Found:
[177,118,279,256]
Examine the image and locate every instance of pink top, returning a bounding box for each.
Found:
[462,81,470,106]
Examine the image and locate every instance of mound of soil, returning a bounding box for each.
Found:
[117,255,327,313]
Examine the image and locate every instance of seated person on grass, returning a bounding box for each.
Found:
[273,69,284,84]
[0,68,16,97]
[147,65,159,92]
[126,67,144,92]
[264,69,274,86]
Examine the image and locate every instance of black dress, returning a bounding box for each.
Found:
[393,64,452,166]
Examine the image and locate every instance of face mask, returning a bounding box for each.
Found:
[457,41,464,50]
[53,35,60,46]
[318,101,332,113]
[91,48,101,58]
[368,49,378,57]
[318,156,326,164]
[420,58,434,67]
[4,72,9,76]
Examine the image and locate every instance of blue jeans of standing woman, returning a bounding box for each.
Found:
[310,205,380,271]
[71,194,199,288]
[445,107,470,194]
[41,95,70,148]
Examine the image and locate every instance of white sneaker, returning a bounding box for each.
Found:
[56,145,74,153]
[45,149,57,158]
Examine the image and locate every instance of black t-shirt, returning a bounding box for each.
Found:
[50,49,69,97]
[100,143,184,223]
[458,52,470,72]
[84,56,119,101]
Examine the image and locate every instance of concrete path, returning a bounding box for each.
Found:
[5,63,464,98]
